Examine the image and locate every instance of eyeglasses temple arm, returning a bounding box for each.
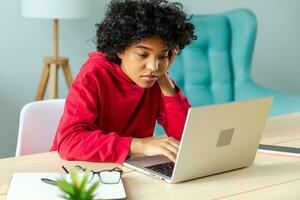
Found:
[41,178,57,186]
[62,165,69,174]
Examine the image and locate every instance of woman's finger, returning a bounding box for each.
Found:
[160,148,176,162]
[163,142,178,156]
[168,48,178,67]
[168,137,180,148]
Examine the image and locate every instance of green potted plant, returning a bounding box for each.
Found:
[55,168,100,200]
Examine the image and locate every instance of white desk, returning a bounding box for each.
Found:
[1,113,300,199]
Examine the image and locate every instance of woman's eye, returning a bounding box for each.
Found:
[159,55,169,59]
[137,53,148,58]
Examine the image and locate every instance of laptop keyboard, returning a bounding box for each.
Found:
[145,162,174,177]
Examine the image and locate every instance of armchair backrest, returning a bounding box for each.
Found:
[169,9,257,106]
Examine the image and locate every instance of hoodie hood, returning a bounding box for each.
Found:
[87,51,136,85]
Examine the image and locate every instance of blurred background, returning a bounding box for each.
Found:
[0,0,300,158]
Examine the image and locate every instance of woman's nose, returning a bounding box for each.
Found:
[146,60,159,72]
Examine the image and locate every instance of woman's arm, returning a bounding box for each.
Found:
[53,70,132,163]
[128,48,190,162]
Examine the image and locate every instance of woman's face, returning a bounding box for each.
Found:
[118,36,171,88]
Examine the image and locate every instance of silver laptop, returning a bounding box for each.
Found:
[124,97,272,183]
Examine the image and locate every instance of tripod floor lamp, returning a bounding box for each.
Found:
[22,0,90,100]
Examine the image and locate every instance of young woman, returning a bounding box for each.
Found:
[51,0,196,163]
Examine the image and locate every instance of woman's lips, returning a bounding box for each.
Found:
[140,75,158,82]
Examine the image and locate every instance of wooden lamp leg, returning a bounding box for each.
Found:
[48,63,58,99]
[35,61,50,101]
[35,57,73,100]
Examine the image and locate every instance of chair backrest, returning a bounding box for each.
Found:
[169,8,257,106]
[15,99,65,156]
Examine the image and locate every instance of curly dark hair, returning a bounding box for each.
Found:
[96,0,196,64]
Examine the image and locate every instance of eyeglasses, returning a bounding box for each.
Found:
[74,165,123,184]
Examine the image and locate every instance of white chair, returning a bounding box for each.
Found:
[15,99,65,156]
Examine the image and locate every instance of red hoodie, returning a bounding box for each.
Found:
[50,52,191,163]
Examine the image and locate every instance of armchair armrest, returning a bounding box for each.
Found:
[236,80,300,116]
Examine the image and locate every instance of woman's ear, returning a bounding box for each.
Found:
[174,45,179,54]
[117,52,123,60]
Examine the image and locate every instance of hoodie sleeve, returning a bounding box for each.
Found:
[53,69,132,163]
[157,86,191,141]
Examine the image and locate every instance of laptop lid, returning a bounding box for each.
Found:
[171,97,272,183]
[124,97,272,184]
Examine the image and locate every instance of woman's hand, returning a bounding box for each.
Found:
[130,136,180,162]
[157,48,179,96]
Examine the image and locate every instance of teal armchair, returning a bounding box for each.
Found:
[156,8,300,134]
[170,8,300,116]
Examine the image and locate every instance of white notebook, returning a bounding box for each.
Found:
[6,172,127,200]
